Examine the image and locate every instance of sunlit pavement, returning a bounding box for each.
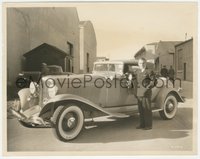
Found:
[7,98,194,153]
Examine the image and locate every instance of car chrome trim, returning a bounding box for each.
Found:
[40,94,130,118]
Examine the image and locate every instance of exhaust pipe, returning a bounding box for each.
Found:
[9,107,27,120]
[9,107,50,127]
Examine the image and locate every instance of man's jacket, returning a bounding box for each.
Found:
[133,68,156,97]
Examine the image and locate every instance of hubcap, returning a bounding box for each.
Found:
[67,117,76,128]
[62,112,78,131]
[166,101,175,113]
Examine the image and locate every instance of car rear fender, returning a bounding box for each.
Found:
[39,94,128,119]
[155,87,184,109]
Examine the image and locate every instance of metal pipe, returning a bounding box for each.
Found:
[9,108,27,120]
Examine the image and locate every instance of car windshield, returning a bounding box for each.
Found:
[47,66,63,73]
[94,63,123,74]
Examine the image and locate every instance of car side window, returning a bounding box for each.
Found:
[124,64,138,74]
[108,64,115,71]
[123,64,129,73]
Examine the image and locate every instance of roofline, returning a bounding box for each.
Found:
[79,20,97,45]
[79,21,89,27]
[94,61,124,64]
[175,38,193,47]
[23,43,72,58]
[134,46,145,57]
[135,41,184,57]
[134,42,158,57]
[94,60,156,66]
[94,59,140,64]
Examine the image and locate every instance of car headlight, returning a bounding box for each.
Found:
[30,82,37,94]
[128,74,133,81]
[48,86,58,98]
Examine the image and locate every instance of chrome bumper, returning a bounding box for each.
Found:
[9,107,51,128]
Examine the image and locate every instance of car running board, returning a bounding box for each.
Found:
[108,112,130,118]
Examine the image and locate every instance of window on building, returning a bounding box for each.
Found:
[67,42,74,73]
[67,42,73,56]
[178,49,183,70]
[86,53,89,73]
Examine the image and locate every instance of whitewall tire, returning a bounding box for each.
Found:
[54,104,84,142]
[159,95,178,120]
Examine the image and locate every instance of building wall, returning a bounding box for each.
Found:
[79,21,97,73]
[134,42,180,75]
[175,39,193,81]
[134,47,158,72]
[158,53,174,71]
[7,7,80,88]
[7,9,30,86]
[156,42,176,73]
[134,44,157,61]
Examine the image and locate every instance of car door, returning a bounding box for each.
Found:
[105,64,138,107]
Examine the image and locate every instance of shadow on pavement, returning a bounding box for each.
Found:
[69,107,192,143]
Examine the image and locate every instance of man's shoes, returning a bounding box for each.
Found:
[143,127,152,130]
[136,125,144,129]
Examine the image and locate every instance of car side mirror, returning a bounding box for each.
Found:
[109,75,114,80]
[123,72,132,80]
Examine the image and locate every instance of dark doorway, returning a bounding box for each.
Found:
[184,63,186,80]
[86,53,89,73]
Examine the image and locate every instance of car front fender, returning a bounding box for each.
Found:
[155,87,184,109]
[39,94,129,119]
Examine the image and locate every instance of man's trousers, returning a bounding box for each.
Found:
[137,96,152,128]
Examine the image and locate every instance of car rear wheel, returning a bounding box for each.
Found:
[159,95,178,120]
[54,104,84,142]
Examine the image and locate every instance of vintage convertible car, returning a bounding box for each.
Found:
[9,60,184,142]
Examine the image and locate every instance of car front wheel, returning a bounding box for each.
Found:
[54,104,84,141]
[159,95,178,120]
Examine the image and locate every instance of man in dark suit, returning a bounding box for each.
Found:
[41,63,49,75]
[135,58,156,130]
[168,65,175,86]
[160,65,168,78]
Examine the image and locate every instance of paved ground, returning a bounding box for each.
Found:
[174,81,193,99]
[7,98,194,153]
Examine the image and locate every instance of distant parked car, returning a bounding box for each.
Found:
[10,60,183,142]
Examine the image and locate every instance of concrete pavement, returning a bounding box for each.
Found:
[174,80,193,99]
[7,99,194,153]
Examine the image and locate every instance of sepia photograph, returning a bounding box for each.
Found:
[2,1,198,156]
